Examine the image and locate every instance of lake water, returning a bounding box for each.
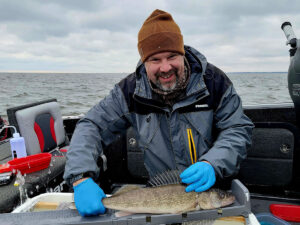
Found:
[0,72,292,119]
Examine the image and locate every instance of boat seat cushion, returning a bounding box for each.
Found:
[15,102,66,155]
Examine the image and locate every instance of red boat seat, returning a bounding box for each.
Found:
[7,99,69,156]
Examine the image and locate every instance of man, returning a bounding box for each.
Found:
[64,9,254,216]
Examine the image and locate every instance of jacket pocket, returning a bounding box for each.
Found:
[181,111,214,161]
[136,113,161,148]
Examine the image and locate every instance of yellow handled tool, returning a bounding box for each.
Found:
[187,128,197,164]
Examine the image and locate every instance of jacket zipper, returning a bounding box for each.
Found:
[134,94,180,169]
[165,112,179,170]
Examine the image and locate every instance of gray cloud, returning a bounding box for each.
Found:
[0,0,300,72]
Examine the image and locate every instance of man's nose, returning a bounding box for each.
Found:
[159,60,172,73]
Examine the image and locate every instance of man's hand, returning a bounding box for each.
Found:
[180,161,216,192]
[73,178,106,216]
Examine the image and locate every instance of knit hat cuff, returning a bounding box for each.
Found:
[138,32,185,62]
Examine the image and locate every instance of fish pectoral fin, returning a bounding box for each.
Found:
[114,211,136,217]
[113,184,143,196]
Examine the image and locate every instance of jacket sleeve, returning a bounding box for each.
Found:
[63,85,131,185]
[199,84,254,179]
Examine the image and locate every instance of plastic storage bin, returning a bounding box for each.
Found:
[256,213,291,225]
[8,153,52,174]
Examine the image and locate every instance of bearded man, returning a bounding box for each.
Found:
[64,9,254,217]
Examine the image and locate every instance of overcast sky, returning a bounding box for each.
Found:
[1,0,300,73]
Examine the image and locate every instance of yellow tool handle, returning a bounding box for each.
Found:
[187,129,197,164]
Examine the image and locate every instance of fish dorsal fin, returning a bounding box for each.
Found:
[113,184,143,196]
[148,170,182,187]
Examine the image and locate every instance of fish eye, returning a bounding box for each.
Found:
[217,190,225,198]
[220,192,225,198]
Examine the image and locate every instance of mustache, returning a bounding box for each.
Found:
[155,69,177,78]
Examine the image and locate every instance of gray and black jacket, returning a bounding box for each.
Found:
[64,46,254,184]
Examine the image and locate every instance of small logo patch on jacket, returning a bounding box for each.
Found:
[195,104,209,108]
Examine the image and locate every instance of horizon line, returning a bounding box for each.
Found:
[0,71,287,74]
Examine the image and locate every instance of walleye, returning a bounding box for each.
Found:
[102,171,235,215]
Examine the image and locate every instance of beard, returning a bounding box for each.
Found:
[154,68,186,92]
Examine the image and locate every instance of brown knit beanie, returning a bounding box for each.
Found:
[138,9,185,62]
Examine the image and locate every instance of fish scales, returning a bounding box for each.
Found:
[102,170,235,215]
[102,184,235,214]
[103,184,197,214]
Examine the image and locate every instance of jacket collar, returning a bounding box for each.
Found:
[134,45,208,100]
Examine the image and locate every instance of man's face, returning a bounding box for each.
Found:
[145,52,185,92]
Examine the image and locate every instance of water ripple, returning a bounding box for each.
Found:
[0,72,292,119]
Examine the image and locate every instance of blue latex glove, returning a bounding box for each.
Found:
[73,178,106,216]
[180,161,216,192]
